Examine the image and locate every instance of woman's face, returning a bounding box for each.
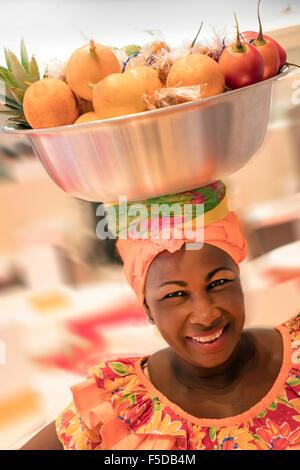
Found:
[144,243,245,370]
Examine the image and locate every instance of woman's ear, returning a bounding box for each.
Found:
[143,299,155,325]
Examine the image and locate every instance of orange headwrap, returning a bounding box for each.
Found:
[116,211,247,305]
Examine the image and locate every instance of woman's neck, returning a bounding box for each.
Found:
[168,332,258,393]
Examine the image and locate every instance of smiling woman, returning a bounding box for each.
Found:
[143,244,246,375]
[20,181,300,451]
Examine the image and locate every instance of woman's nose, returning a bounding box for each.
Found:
[189,295,222,327]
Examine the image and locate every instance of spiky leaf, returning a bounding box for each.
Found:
[20,38,29,72]
[0,40,41,129]
[6,49,27,90]
[4,48,12,71]
[3,85,18,104]
[0,109,23,116]
[0,93,22,109]
[5,119,31,129]
[7,114,27,122]
[0,66,18,88]
[9,87,25,105]
[28,55,40,82]
[0,107,20,114]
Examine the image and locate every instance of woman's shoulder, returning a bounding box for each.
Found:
[89,354,148,378]
[55,353,179,450]
[245,313,300,350]
[278,312,300,338]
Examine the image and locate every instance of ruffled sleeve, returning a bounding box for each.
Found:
[55,399,104,450]
[55,358,179,450]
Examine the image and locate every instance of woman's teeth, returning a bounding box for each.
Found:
[192,327,225,343]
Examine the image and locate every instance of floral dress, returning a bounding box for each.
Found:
[56,314,300,450]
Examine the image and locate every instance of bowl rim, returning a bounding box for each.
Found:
[2,65,290,135]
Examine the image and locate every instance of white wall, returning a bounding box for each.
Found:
[0,0,299,69]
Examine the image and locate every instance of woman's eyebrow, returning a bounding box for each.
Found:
[206,267,233,281]
[158,280,187,288]
[158,268,233,288]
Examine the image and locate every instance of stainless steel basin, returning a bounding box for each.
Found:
[2,67,290,202]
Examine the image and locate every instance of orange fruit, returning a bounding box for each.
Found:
[126,66,163,95]
[92,73,144,119]
[66,40,120,101]
[92,66,162,120]
[23,78,79,129]
[74,111,100,124]
[166,53,225,98]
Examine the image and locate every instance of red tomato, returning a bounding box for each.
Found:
[241,30,287,70]
[252,38,280,80]
[218,42,264,89]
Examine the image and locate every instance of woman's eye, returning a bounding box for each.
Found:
[164,290,186,299]
[208,279,230,289]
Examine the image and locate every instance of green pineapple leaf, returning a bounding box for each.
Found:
[0,93,22,109]
[6,119,31,129]
[7,113,28,123]
[9,87,25,105]
[28,55,40,82]
[6,49,27,90]
[0,40,41,129]
[0,66,18,88]
[4,48,12,71]
[20,38,29,73]
[0,85,17,104]
[0,109,22,115]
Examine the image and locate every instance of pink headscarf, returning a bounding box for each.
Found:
[117,211,247,305]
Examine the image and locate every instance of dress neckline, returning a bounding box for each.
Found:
[134,323,293,427]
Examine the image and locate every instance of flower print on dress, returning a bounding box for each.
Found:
[255,418,300,450]
[56,314,300,450]
[137,409,186,437]
[216,426,257,450]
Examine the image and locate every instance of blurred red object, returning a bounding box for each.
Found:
[66,301,148,342]
[35,301,148,375]
[262,268,300,287]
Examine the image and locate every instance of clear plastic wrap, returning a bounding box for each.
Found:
[43,58,67,81]
[144,84,205,110]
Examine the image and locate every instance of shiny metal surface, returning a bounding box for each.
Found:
[2,67,289,202]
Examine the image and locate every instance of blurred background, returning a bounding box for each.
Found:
[0,0,299,449]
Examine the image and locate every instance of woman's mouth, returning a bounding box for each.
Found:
[186,324,230,351]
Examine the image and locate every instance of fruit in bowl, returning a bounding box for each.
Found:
[92,65,162,120]
[23,77,79,128]
[74,111,100,124]
[166,53,225,99]
[0,2,290,131]
[65,39,121,101]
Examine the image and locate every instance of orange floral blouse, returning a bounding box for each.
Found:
[56,314,300,450]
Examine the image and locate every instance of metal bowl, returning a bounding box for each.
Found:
[2,67,290,203]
